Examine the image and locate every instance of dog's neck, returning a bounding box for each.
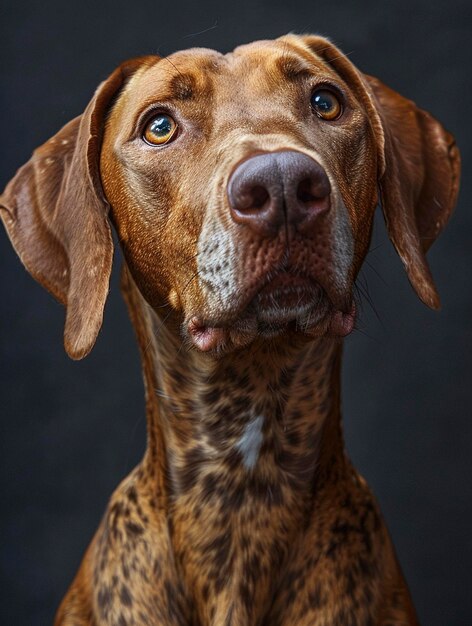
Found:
[123,268,348,623]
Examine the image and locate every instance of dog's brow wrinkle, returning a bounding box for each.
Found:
[276,55,313,80]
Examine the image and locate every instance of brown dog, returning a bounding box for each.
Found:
[1,35,460,625]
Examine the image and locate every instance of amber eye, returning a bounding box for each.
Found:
[310,89,342,120]
[143,114,178,145]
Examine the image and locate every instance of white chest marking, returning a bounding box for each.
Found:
[235,415,264,470]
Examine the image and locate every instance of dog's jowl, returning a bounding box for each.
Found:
[0,35,460,626]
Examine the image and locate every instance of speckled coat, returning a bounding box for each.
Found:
[0,34,459,626]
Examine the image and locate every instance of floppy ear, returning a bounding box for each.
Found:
[364,75,460,309]
[0,56,155,359]
[292,35,460,309]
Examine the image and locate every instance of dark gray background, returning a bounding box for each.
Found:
[1,0,471,624]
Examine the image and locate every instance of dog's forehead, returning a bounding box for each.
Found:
[120,38,337,109]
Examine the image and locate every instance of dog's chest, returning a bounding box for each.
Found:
[91,446,389,626]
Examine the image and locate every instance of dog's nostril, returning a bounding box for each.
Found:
[297,178,318,204]
[250,185,270,210]
[297,177,330,203]
[230,184,270,215]
[228,179,270,213]
[296,176,331,216]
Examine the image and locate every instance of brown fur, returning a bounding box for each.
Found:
[0,35,460,625]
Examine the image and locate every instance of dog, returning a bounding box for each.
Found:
[1,34,460,625]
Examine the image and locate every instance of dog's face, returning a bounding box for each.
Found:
[101,37,378,352]
[0,35,460,359]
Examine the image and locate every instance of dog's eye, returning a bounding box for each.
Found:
[311,89,342,121]
[143,114,178,145]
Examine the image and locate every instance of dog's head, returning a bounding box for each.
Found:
[0,35,460,358]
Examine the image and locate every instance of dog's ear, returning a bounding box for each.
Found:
[292,35,460,309]
[365,75,460,309]
[0,56,155,359]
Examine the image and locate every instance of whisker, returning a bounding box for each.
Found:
[181,20,219,39]
[324,49,355,64]
[162,55,186,81]
[363,258,388,287]
[351,324,381,343]
[354,272,385,331]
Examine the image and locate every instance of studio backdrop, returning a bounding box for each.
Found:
[0,0,471,624]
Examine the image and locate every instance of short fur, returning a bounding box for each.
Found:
[0,35,460,625]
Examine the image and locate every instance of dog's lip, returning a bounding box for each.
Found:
[187,320,228,352]
[254,273,322,315]
[186,272,356,352]
[187,316,258,352]
[322,300,356,338]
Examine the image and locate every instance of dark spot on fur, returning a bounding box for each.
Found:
[120,584,133,607]
[97,585,112,616]
[176,446,205,493]
[202,473,218,498]
[125,521,144,536]
[201,582,210,602]
[286,428,301,447]
[169,73,195,100]
[127,486,138,504]
[201,386,221,404]
[239,580,252,611]
[164,579,187,623]
[204,531,232,572]
[309,582,326,609]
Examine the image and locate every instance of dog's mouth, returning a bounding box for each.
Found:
[186,271,356,353]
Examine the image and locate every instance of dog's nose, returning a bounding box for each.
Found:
[227,151,331,237]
